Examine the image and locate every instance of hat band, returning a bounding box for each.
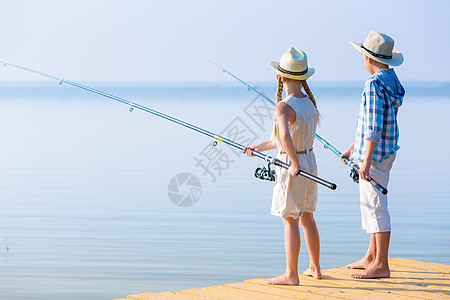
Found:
[361,45,392,60]
[277,65,308,76]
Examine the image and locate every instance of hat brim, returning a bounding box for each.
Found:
[350,42,403,66]
[270,61,315,80]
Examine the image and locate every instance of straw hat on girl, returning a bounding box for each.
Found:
[350,31,403,66]
[270,47,315,80]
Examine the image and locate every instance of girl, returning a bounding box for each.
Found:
[243,47,321,285]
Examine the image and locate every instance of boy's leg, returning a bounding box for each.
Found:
[300,212,322,279]
[352,231,390,278]
[267,217,300,285]
[348,155,395,274]
[346,233,376,269]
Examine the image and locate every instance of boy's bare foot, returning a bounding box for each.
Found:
[303,267,322,279]
[266,273,299,285]
[351,266,390,279]
[346,257,372,269]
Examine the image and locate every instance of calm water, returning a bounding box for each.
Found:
[0,81,449,299]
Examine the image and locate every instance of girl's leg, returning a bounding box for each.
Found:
[266,217,300,285]
[346,233,376,269]
[300,212,322,279]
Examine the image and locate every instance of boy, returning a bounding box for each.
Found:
[341,31,405,279]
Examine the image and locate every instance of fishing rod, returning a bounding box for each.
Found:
[209,60,276,106]
[314,135,387,195]
[0,61,337,190]
[209,61,388,195]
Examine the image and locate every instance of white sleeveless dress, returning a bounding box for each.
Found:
[271,96,318,219]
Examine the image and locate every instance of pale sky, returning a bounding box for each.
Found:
[0,0,448,82]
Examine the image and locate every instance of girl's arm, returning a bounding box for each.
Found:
[275,102,300,177]
[243,140,276,157]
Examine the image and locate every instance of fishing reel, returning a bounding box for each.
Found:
[350,168,359,183]
[254,163,276,182]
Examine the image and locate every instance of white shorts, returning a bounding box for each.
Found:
[359,154,396,233]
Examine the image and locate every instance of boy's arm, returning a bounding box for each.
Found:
[340,142,355,164]
[360,140,376,181]
[359,79,383,181]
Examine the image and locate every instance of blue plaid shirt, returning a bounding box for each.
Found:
[353,69,405,163]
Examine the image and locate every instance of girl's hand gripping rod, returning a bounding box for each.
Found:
[209,60,387,195]
[1,61,337,191]
[248,148,337,190]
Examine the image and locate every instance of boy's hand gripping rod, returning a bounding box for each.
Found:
[209,61,387,195]
[0,61,337,191]
[314,135,388,195]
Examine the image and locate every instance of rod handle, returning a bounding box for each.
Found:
[296,169,337,190]
[350,163,388,195]
[272,159,337,190]
[370,179,388,195]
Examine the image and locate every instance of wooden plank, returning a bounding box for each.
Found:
[127,292,155,300]
[383,275,449,291]
[128,290,203,300]
[319,270,448,299]
[324,268,450,299]
[116,259,450,300]
[254,275,419,299]
[298,274,415,299]
[390,264,450,279]
[183,283,289,299]
[329,266,450,291]
[223,281,326,299]
[389,259,450,274]
[389,264,450,287]
[245,278,352,299]
[170,288,213,299]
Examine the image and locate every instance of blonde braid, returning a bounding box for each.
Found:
[276,76,283,103]
[271,76,284,145]
[301,80,320,118]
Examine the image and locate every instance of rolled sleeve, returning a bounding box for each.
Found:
[365,130,381,143]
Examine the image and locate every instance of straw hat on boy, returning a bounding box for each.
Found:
[351,31,403,66]
[270,47,315,80]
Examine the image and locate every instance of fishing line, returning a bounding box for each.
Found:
[1,61,337,190]
[209,61,387,195]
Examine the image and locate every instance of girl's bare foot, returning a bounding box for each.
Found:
[266,273,299,285]
[303,267,322,279]
[346,257,372,269]
[351,265,390,279]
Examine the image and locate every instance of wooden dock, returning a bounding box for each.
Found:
[114,258,450,299]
